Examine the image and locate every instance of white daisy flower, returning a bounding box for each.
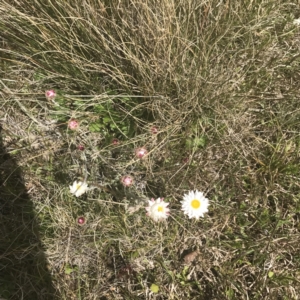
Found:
[181,190,209,219]
[70,181,88,197]
[146,198,170,222]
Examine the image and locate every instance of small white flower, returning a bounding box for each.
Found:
[70,181,88,197]
[181,190,209,219]
[293,18,300,26]
[146,197,170,222]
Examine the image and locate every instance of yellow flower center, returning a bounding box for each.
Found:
[191,199,201,209]
[157,206,164,212]
[76,184,81,190]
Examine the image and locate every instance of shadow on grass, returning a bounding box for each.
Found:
[0,125,54,300]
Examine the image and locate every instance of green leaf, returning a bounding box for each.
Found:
[10,149,20,155]
[94,104,106,113]
[73,100,84,107]
[65,265,74,275]
[268,271,274,278]
[182,265,189,276]
[50,94,68,107]
[89,122,102,132]
[103,116,111,124]
[33,70,46,81]
[185,136,206,149]
[150,283,159,293]
[226,288,234,298]
[193,136,206,147]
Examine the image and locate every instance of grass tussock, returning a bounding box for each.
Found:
[1,0,300,299]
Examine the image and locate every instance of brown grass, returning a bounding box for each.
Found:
[1,0,300,299]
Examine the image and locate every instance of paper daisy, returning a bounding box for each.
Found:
[146,198,170,222]
[181,190,209,219]
[70,181,88,197]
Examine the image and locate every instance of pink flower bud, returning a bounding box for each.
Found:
[112,138,120,145]
[183,157,190,164]
[68,119,79,130]
[150,126,158,134]
[135,147,148,159]
[121,175,134,187]
[77,216,86,225]
[45,89,56,100]
[78,144,85,151]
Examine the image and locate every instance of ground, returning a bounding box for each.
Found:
[1,1,300,299]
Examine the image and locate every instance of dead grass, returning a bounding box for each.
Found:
[1,0,300,299]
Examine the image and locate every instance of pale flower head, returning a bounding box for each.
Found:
[45,89,56,100]
[68,119,79,130]
[70,181,88,197]
[181,190,209,219]
[146,197,170,222]
[135,147,148,159]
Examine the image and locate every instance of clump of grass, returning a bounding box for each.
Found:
[1,0,300,299]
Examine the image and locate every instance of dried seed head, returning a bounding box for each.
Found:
[183,156,190,164]
[183,251,198,264]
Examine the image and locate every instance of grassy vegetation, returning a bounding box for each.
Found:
[1,0,300,299]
